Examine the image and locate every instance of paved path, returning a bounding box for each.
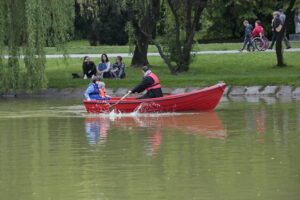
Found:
[4,48,300,59]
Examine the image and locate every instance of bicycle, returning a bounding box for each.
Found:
[252,36,269,51]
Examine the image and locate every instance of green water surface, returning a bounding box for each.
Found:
[0,97,300,200]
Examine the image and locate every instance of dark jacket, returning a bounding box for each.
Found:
[82,61,97,78]
[272,17,282,32]
[245,24,253,37]
[131,76,163,99]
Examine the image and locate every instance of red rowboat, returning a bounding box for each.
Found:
[83,83,226,113]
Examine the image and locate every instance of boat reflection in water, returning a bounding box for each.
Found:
[84,112,226,154]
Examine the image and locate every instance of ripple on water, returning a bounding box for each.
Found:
[0,103,198,120]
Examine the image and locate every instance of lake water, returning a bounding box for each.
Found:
[0,96,300,200]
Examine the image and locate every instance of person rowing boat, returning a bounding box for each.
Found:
[129,65,163,99]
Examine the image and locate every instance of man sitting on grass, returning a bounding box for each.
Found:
[111,56,126,79]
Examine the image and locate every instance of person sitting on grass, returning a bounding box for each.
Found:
[111,56,126,79]
[82,56,97,79]
[239,20,255,52]
[252,20,264,38]
[84,77,110,100]
[98,54,112,79]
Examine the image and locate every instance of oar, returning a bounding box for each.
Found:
[108,91,131,112]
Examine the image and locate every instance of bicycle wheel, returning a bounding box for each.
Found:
[253,37,265,51]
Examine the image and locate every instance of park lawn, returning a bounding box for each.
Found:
[46,52,300,90]
[44,40,300,55]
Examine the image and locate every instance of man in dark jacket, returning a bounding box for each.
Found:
[129,65,163,99]
[279,9,291,49]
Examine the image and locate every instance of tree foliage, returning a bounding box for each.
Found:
[144,0,208,73]
[122,0,161,67]
[0,0,73,92]
[75,0,128,45]
[200,0,297,41]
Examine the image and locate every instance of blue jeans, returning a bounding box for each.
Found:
[241,36,254,51]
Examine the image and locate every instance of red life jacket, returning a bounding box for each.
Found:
[146,72,161,91]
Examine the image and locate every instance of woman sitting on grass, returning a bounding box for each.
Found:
[98,54,111,79]
[111,56,126,79]
[82,56,97,79]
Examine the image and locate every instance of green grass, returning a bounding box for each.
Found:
[45,52,300,90]
[43,40,300,55]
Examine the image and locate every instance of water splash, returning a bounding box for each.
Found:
[0,102,195,120]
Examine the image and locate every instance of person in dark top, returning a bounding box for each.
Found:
[240,20,255,52]
[269,11,283,49]
[111,56,126,79]
[279,9,292,49]
[82,56,97,79]
[129,65,163,99]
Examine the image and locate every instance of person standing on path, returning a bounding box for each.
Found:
[278,9,292,49]
[239,20,255,52]
[269,11,283,49]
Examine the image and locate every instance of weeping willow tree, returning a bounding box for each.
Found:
[0,0,73,93]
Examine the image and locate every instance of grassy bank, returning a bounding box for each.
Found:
[43,40,300,55]
[45,52,300,90]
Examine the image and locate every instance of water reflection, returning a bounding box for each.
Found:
[85,117,110,146]
[1,98,300,200]
[84,112,227,154]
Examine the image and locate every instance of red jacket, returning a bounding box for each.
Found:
[252,25,264,38]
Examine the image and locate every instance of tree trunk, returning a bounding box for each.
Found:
[179,1,207,72]
[131,32,149,67]
[130,0,161,67]
[141,30,177,74]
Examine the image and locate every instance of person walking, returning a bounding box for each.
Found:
[269,11,283,49]
[278,9,292,49]
[239,20,255,52]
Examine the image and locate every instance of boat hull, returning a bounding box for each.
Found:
[84,83,226,113]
